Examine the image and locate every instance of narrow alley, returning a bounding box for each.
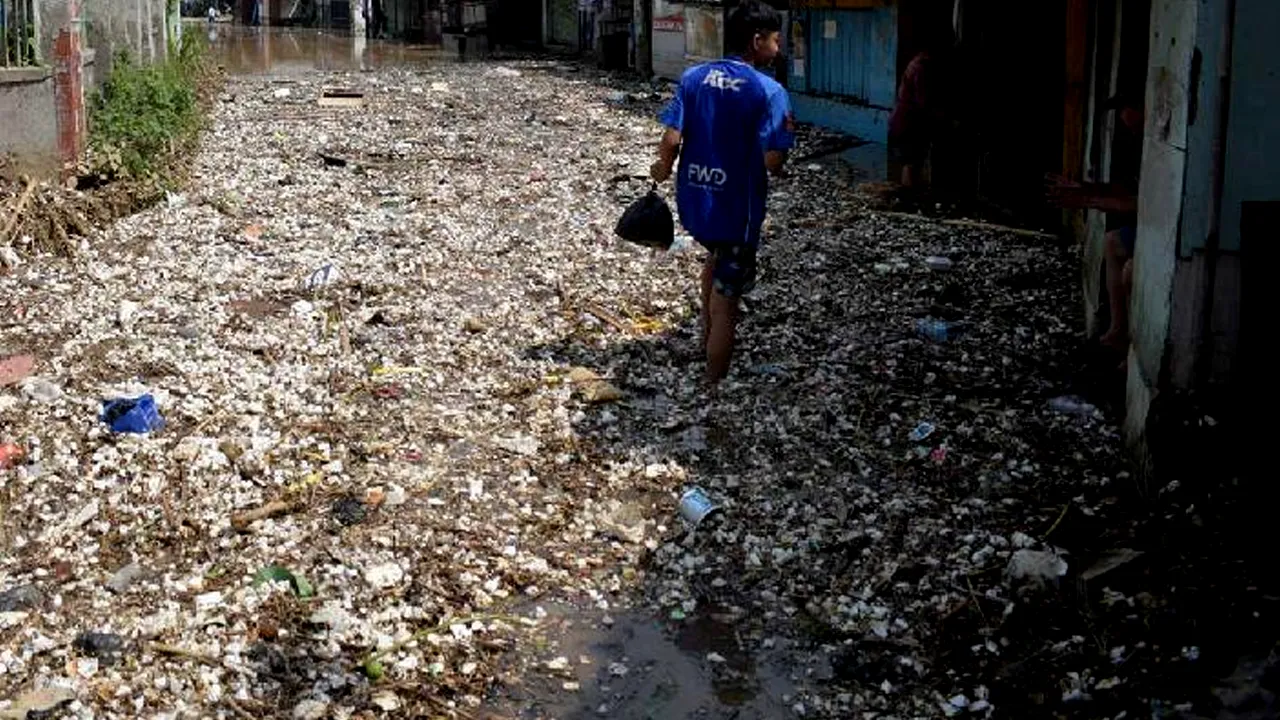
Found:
[0,23,1272,720]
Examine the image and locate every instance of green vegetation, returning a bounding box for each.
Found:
[89,34,212,178]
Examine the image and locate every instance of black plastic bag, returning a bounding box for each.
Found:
[614,187,674,250]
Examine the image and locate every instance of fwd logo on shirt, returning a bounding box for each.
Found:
[702,69,746,91]
[687,163,728,186]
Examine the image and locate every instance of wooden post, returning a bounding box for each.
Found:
[635,0,652,77]
[1124,0,1198,447]
[53,27,86,176]
[1062,0,1090,183]
[1081,0,1124,338]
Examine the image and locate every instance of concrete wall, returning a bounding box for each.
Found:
[0,67,60,179]
[84,0,172,78]
[0,0,163,178]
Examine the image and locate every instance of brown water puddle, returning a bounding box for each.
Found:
[496,603,797,720]
[200,25,450,75]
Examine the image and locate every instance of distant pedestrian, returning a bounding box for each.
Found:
[578,0,596,55]
[888,24,953,189]
[650,0,794,385]
[206,3,217,23]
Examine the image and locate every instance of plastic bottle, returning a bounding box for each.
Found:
[916,318,963,342]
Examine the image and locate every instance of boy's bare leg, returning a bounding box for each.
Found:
[700,257,714,351]
[705,290,738,384]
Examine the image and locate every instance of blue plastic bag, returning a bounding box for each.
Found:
[100,394,165,434]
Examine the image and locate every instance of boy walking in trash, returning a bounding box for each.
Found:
[650,0,793,385]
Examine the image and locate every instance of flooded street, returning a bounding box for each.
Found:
[2,22,1273,720]
[201,23,448,74]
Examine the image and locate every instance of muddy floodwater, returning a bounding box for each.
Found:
[200,23,449,74]
[496,604,802,720]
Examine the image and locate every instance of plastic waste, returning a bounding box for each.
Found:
[615,188,674,250]
[20,378,63,403]
[0,443,24,469]
[669,235,695,253]
[908,422,936,442]
[0,353,35,386]
[305,263,340,291]
[1006,549,1069,588]
[1048,395,1097,416]
[925,255,953,271]
[916,318,963,342]
[678,487,720,527]
[101,394,165,434]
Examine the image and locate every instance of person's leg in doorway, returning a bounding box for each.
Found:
[1101,227,1135,351]
[890,139,928,191]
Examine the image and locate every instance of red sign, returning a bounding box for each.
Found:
[654,14,684,32]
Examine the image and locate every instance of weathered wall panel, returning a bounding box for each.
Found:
[789,4,895,143]
[683,3,721,64]
[1218,0,1280,255]
[651,0,684,79]
[805,6,895,106]
[1125,0,1197,444]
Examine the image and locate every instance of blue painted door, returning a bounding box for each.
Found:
[804,6,897,109]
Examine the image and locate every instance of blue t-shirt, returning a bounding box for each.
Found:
[659,58,794,247]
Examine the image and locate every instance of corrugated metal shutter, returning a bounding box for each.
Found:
[805,6,896,108]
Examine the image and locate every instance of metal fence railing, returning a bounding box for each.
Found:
[2,0,40,67]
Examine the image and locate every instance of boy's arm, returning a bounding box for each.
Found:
[762,88,796,176]
[653,129,681,183]
[765,149,787,174]
[652,88,684,183]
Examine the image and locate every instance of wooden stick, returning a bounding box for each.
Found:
[1041,502,1071,541]
[870,210,1058,240]
[152,642,291,683]
[226,698,258,720]
[152,643,258,678]
[230,499,296,531]
[581,302,632,335]
[1,177,37,245]
[940,217,1059,240]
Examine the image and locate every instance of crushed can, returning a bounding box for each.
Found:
[678,487,720,527]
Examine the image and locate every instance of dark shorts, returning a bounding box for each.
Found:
[889,137,930,167]
[697,241,758,299]
[1116,226,1136,255]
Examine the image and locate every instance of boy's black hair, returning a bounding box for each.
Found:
[726,0,783,55]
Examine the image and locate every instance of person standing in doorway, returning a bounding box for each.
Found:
[650,0,794,385]
[888,24,952,189]
[1047,94,1144,355]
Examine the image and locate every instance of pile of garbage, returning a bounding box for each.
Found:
[0,59,1253,719]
